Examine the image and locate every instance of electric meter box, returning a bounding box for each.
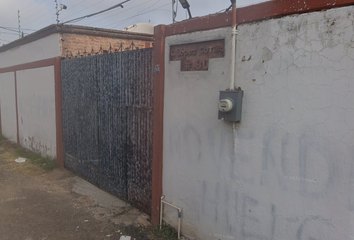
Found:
[218,90,243,122]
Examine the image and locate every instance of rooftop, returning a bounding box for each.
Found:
[0,24,154,53]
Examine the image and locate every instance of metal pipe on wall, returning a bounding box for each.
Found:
[230,0,237,90]
[160,196,182,239]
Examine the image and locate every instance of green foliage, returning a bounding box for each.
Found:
[150,224,178,240]
[0,134,7,141]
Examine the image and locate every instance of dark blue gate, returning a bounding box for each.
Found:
[61,48,154,214]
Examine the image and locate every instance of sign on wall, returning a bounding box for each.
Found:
[170,39,225,71]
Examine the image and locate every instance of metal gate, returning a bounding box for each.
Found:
[61,49,154,214]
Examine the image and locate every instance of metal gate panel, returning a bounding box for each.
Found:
[62,56,100,186]
[61,48,154,214]
[126,49,154,213]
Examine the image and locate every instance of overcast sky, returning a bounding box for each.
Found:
[0,0,268,44]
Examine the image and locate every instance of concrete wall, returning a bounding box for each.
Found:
[0,34,60,68]
[0,72,17,142]
[162,5,354,240]
[16,67,56,158]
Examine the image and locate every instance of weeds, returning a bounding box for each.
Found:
[0,134,7,142]
[0,134,57,171]
[15,147,57,171]
[150,224,178,240]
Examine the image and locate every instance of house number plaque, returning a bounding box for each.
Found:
[170,39,225,71]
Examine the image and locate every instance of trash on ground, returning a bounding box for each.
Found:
[119,236,131,240]
[84,220,89,222]
[15,158,27,163]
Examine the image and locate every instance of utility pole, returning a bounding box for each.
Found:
[55,0,59,24]
[18,10,21,38]
[172,0,177,23]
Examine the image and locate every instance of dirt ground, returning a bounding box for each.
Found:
[0,140,174,240]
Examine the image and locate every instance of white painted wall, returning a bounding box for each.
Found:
[163,6,354,240]
[16,66,56,158]
[0,33,60,68]
[0,72,17,142]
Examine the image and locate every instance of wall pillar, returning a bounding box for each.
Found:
[151,24,166,225]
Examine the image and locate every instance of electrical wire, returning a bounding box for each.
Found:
[1,26,37,32]
[83,0,152,26]
[83,0,141,25]
[0,26,19,33]
[2,17,17,29]
[60,0,106,22]
[106,2,170,29]
[21,2,53,26]
[23,11,54,27]
[20,0,48,16]
[137,0,162,14]
[0,27,30,37]
[1,0,45,27]
[63,0,131,24]
[0,32,20,36]
[69,0,90,10]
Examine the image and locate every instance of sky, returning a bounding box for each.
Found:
[0,0,269,44]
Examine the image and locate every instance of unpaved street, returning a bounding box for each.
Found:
[0,140,162,240]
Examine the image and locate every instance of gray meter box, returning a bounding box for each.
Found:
[218,90,243,122]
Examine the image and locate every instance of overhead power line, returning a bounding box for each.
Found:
[0,31,20,36]
[0,26,19,33]
[106,2,170,29]
[0,26,36,32]
[61,0,106,22]
[21,2,52,23]
[20,0,48,16]
[63,0,131,24]
[0,27,30,36]
[84,0,149,26]
[84,0,148,26]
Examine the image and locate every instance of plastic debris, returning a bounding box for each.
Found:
[75,226,80,231]
[120,236,131,240]
[15,158,27,163]
[84,220,89,222]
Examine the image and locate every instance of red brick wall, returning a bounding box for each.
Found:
[60,33,153,57]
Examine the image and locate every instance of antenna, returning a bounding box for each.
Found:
[18,10,21,38]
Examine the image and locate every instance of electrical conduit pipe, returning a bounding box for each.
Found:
[230,0,237,90]
[160,196,182,239]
